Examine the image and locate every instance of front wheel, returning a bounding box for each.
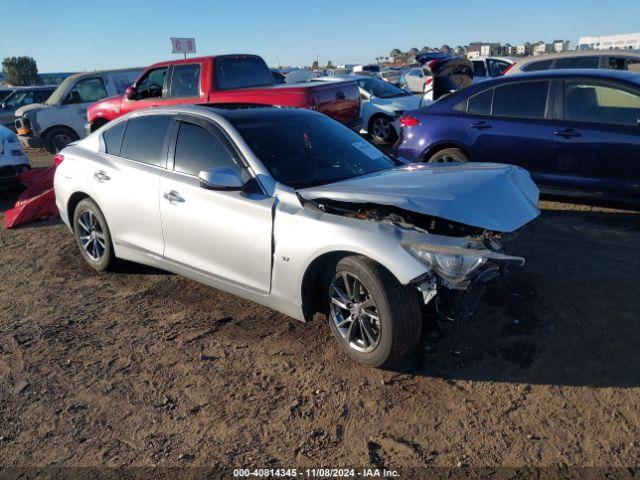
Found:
[369,115,397,145]
[45,127,79,154]
[327,256,422,367]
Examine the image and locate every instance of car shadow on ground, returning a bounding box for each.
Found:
[387,206,640,388]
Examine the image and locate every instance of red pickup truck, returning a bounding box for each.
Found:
[87,54,360,132]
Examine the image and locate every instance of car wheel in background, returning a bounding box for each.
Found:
[427,147,468,163]
[326,255,422,367]
[45,127,79,154]
[73,198,116,272]
[369,115,397,145]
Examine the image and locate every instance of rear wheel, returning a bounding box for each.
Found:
[73,198,116,271]
[45,127,78,154]
[327,256,422,367]
[369,115,397,145]
[427,147,468,164]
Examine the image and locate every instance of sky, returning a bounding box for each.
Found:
[1,0,639,72]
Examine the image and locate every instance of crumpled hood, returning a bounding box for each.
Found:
[298,163,540,233]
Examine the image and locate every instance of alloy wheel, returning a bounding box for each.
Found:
[77,210,106,261]
[371,117,392,142]
[329,271,381,353]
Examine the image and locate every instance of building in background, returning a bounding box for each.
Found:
[578,33,640,51]
[553,40,571,53]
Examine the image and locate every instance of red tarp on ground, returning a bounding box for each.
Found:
[4,166,58,229]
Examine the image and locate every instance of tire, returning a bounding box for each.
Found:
[369,115,397,145]
[73,198,116,272]
[44,127,79,154]
[426,147,468,164]
[326,255,422,368]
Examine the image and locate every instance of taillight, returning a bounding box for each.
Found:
[54,154,64,166]
[400,116,421,127]
[424,77,433,86]
[427,59,439,70]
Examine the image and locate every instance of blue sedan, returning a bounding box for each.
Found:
[394,69,640,205]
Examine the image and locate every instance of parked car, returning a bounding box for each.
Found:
[86,55,360,134]
[317,75,421,144]
[54,105,539,367]
[0,124,29,189]
[14,68,142,153]
[406,54,473,100]
[471,57,516,82]
[0,86,56,130]
[505,50,640,75]
[395,69,640,206]
[380,68,408,89]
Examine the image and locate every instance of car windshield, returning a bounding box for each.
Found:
[230,111,397,189]
[45,75,78,105]
[357,78,409,98]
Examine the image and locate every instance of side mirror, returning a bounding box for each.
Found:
[124,86,137,100]
[198,166,244,191]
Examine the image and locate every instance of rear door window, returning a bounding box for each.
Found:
[169,64,201,97]
[102,120,127,155]
[608,57,627,70]
[522,60,553,72]
[120,115,172,166]
[555,56,601,69]
[563,80,640,127]
[173,121,238,176]
[466,89,494,115]
[493,81,550,118]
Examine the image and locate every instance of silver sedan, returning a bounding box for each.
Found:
[54,105,540,367]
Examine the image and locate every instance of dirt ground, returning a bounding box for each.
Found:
[1,149,639,473]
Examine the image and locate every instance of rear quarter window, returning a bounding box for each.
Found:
[102,120,127,155]
[466,89,494,115]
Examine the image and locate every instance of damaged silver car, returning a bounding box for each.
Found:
[54,105,540,367]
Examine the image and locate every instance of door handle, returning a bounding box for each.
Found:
[163,190,184,204]
[470,121,492,130]
[554,129,582,138]
[94,170,110,182]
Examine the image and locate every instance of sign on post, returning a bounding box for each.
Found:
[170,37,196,55]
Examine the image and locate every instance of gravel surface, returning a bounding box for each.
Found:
[1,149,639,470]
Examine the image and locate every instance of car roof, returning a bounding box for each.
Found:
[518,50,640,61]
[478,68,640,86]
[149,53,262,68]
[8,85,56,91]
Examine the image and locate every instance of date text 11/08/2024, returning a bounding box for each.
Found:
[233,468,400,477]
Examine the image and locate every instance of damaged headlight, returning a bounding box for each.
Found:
[404,243,525,286]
